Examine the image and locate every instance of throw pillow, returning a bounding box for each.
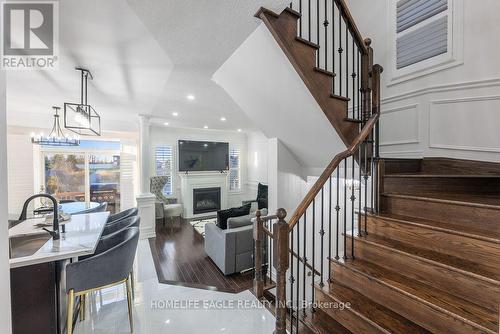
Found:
[216,203,251,230]
[257,183,268,209]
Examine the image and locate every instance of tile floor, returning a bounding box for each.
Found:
[74,239,276,334]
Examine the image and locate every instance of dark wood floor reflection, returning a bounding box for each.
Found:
[149,219,254,293]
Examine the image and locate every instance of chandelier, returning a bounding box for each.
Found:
[31,106,80,146]
[63,67,101,136]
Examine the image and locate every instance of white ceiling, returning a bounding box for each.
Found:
[7,0,290,134]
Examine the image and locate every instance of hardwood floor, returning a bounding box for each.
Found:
[148,219,254,293]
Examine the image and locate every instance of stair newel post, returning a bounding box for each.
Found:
[273,209,289,334]
[253,210,264,299]
[360,38,372,123]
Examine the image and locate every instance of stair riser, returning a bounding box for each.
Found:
[381,195,500,234]
[346,236,500,312]
[382,159,421,174]
[314,288,390,334]
[332,263,492,334]
[384,176,500,196]
[367,216,500,275]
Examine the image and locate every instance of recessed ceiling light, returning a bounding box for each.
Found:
[203,125,209,129]
[187,94,195,101]
[164,122,169,126]
[237,129,242,132]
[172,112,179,117]
[220,117,226,121]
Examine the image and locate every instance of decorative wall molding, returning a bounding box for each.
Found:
[381,77,500,105]
[429,95,500,153]
[380,150,424,158]
[380,104,419,146]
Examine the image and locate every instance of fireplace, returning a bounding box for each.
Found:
[193,187,221,215]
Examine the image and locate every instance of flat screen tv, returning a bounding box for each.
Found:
[178,140,229,172]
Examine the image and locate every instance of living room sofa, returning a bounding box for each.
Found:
[205,208,267,275]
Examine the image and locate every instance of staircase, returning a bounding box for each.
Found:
[250,1,500,334]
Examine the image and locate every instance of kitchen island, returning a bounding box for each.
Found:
[9,212,109,334]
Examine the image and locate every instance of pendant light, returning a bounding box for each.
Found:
[64,67,101,136]
[31,106,80,146]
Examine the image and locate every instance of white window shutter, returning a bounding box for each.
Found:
[155,146,173,195]
[396,0,448,69]
[120,152,136,210]
[229,148,241,191]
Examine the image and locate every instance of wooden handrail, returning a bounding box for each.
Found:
[334,0,369,55]
[288,112,380,231]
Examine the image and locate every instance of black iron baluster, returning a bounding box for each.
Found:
[346,21,349,105]
[328,175,332,283]
[290,228,294,334]
[296,220,300,331]
[346,23,349,104]
[290,2,293,9]
[332,2,336,94]
[308,0,311,41]
[324,0,328,71]
[311,199,316,312]
[364,142,368,235]
[302,214,307,316]
[358,144,362,236]
[320,188,325,288]
[357,50,361,121]
[371,131,375,214]
[351,36,356,120]
[316,0,320,67]
[343,159,347,259]
[351,155,355,259]
[338,5,343,96]
[335,168,340,260]
[299,0,302,38]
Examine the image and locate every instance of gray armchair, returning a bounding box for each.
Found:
[205,209,267,275]
[76,202,108,215]
[65,227,139,334]
[150,176,183,225]
[106,207,138,224]
[102,215,140,237]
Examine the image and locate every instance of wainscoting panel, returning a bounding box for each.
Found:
[429,96,500,153]
[380,104,419,146]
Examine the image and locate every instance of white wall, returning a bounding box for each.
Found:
[6,134,35,214]
[347,0,500,162]
[149,126,250,208]
[0,67,13,334]
[246,131,269,197]
[214,23,346,170]
[267,138,306,216]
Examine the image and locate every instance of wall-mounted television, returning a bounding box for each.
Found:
[178,140,229,172]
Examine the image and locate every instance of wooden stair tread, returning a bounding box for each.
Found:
[340,259,499,331]
[344,117,363,123]
[385,173,500,178]
[314,67,336,77]
[351,232,500,282]
[382,192,500,210]
[330,93,350,101]
[295,36,320,49]
[301,308,352,334]
[374,213,500,243]
[324,281,432,334]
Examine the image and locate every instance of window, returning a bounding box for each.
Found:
[155,146,173,196]
[42,140,122,213]
[229,148,241,191]
[390,0,463,83]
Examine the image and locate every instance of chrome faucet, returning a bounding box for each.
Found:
[19,194,60,240]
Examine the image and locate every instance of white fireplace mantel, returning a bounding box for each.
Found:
[179,172,228,219]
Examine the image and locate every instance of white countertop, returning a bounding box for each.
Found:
[9,211,110,269]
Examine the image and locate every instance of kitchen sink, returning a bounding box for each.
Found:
[9,234,51,259]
